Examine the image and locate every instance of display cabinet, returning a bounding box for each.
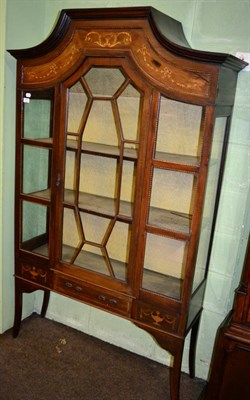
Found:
[206,237,250,399]
[9,7,247,400]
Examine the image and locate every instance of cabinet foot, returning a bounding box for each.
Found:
[189,313,201,379]
[41,290,50,318]
[13,280,23,338]
[169,348,184,400]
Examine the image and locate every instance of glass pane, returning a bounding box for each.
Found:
[61,208,128,282]
[22,145,51,199]
[142,233,187,299]
[61,208,82,262]
[106,221,131,281]
[148,168,195,234]
[67,81,88,133]
[21,201,49,257]
[155,97,203,161]
[192,117,227,292]
[83,100,118,146]
[119,160,136,218]
[118,84,141,142]
[80,154,117,203]
[85,68,125,97]
[23,93,52,140]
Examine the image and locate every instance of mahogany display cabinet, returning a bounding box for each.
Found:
[8,7,247,400]
[206,237,250,400]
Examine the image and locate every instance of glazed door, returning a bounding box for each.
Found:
[58,58,150,290]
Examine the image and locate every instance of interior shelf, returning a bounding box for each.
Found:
[64,189,133,221]
[21,137,53,147]
[23,188,191,235]
[148,207,191,235]
[154,151,200,172]
[61,244,127,281]
[66,140,199,170]
[142,268,183,299]
[66,140,138,161]
[27,243,182,299]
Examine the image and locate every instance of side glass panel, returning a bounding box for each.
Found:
[142,234,187,299]
[192,117,228,292]
[141,95,203,300]
[19,90,54,259]
[23,91,53,141]
[62,66,143,282]
[155,96,203,165]
[22,145,51,199]
[148,168,195,234]
[21,200,49,257]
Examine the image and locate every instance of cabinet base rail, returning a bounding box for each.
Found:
[13,277,201,400]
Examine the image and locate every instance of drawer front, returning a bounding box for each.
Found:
[54,274,132,317]
[136,301,179,333]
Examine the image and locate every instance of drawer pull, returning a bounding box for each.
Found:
[65,282,73,288]
[98,294,106,302]
[109,298,117,306]
[75,286,82,292]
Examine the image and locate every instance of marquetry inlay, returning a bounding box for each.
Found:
[85,31,132,48]
[136,44,210,95]
[139,306,178,332]
[21,264,47,283]
[23,28,211,101]
[24,41,81,82]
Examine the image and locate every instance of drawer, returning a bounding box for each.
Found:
[135,301,179,333]
[54,274,132,317]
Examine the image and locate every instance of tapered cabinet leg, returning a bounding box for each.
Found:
[13,279,23,338]
[189,314,201,379]
[134,324,185,400]
[169,346,184,400]
[41,290,50,318]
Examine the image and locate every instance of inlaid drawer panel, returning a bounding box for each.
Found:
[54,274,132,317]
[18,263,50,287]
[136,301,179,333]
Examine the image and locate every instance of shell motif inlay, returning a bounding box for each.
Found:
[85,31,132,48]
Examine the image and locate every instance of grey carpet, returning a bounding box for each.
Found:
[0,313,206,399]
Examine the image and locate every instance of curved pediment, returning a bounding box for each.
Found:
[8,7,246,103]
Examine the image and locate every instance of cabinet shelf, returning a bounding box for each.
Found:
[63,244,183,299]
[143,268,183,299]
[61,244,127,281]
[24,188,191,235]
[154,152,200,172]
[66,140,138,161]
[32,243,183,299]
[21,190,51,206]
[66,140,199,170]
[148,207,191,237]
[21,137,53,148]
[64,189,133,221]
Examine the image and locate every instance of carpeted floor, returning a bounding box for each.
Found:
[0,313,206,400]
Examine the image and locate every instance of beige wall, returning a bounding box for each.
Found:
[1,0,249,380]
